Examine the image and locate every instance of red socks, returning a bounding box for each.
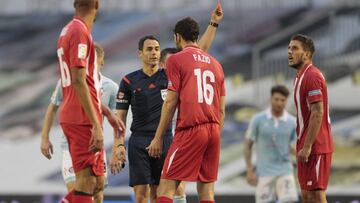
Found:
[157,196,173,203]
[200,201,215,203]
[73,194,93,203]
[61,189,74,203]
[61,190,93,203]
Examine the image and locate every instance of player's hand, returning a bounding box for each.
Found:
[106,112,125,138]
[297,146,312,163]
[40,137,53,160]
[246,167,258,186]
[109,149,126,175]
[146,137,163,158]
[89,125,104,152]
[211,1,224,23]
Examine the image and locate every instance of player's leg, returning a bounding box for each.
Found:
[61,124,104,203]
[128,135,154,203]
[150,134,174,203]
[93,175,105,203]
[93,149,108,203]
[133,184,150,203]
[301,190,327,203]
[150,185,158,203]
[275,174,298,203]
[156,179,180,203]
[197,181,215,202]
[174,182,187,203]
[197,123,221,203]
[255,176,276,203]
[61,149,76,192]
[298,153,331,203]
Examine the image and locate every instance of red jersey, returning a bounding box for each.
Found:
[165,45,225,130]
[293,64,333,154]
[57,17,102,125]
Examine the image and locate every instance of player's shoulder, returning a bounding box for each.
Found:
[285,111,296,124]
[122,69,143,84]
[307,65,324,78]
[252,111,267,123]
[102,75,119,88]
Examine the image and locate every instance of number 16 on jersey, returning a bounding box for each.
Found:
[194,68,215,105]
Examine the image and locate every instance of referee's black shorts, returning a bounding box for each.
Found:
[128,132,173,187]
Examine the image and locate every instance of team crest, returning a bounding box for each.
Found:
[161,89,168,101]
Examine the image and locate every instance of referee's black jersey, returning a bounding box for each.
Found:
[116,69,172,136]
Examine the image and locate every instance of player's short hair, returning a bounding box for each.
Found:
[291,34,315,57]
[160,48,179,63]
[271,85,289,98]
[94,42,104,58]
[74,0,96,9]
[138,35,159,51]
[174,17,199,42]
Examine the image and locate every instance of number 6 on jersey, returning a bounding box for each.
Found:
[194,68,215,105]
[57,47,71,87]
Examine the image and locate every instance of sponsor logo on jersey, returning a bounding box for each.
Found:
[78,44,88,59]
[161,89,168,101]
[308,89,321,97]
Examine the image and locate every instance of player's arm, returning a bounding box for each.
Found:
[147,90,179,157]
[40,102,58,159]
[110,109,127,175]
[198,3,223,52]
[298,101,323,162]
[244,117,258,186]
[102,104,125,138]
[71,67,103,151]
[220,96,226,129]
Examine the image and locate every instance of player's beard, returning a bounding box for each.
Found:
[289,54,305,70]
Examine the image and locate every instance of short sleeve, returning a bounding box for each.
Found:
[68,30,90,69]
[165,56,181,92]
[116,76,132,110]
[245,116,258,141]
[305,73,324,104]
[50,80,62,106]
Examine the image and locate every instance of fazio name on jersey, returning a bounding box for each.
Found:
[192,54,210,64]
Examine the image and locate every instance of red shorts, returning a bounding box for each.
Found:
[297,153,332,190]
[61,123,105,176]
[161,123,220,182]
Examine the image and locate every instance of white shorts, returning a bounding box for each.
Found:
[256,174,298,203]
[61,149,108,184]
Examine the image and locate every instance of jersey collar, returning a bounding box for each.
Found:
[73,16,89,31]
[296,63,312,78]
[266,108,289,122]
[184,44,200,50]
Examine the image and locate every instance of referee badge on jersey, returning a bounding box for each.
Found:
[161,89,168,101]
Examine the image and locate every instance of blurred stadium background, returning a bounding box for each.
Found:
[0,0,360,202]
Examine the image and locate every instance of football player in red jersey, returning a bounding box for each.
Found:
[148,17,226,203]
[288,34,334,203]
[55,0,119,202]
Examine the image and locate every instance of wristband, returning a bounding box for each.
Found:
[117,143,126,148]
[209,21,219,28]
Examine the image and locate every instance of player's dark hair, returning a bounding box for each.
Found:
[138,35,159,51]
[271,85,289,98]
[291,34,315,57]
[74,0,96,9]
[174,17,199,42]
[160,48,179,63]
